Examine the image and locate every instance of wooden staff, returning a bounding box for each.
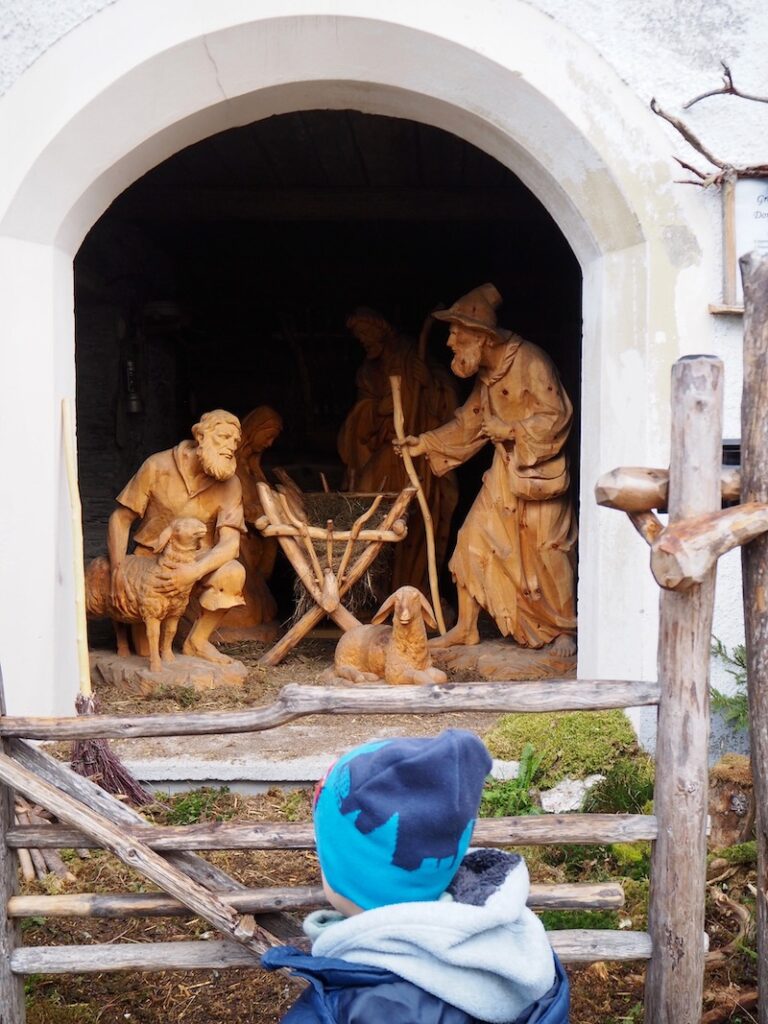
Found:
[62,398,92,702]
[390,375,446,634]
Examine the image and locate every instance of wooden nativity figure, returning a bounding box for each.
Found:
[337,306,459,594]
[216,405,283,641]
[397,284,577,656]
[106,409,247,665]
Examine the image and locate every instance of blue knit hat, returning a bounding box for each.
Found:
[313,730,492,911]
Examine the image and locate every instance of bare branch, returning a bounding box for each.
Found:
[651,90,768,185]
[650,98,728,169]
[684,61,768,109]
[673,156,706,180]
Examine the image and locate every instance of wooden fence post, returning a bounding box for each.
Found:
[0,667,26,1024]
[645,355,723,1024]
[739,252,768,1024]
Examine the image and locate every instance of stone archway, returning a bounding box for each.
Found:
[0,2,712,714]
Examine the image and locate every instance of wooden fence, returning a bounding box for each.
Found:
[2,258,768,1024]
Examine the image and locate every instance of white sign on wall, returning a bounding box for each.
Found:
[734,178,768,305]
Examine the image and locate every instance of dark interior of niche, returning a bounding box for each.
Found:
[74,109,582,619]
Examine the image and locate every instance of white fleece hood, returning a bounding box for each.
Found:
[306,849,556,1023]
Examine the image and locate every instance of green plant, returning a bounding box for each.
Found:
[610,841,651,881]
[282,789,310,821]
[711,637,749,731]
[165,787,232,825]
[709,840,757,865]
[539,907,619,930]
[582,755,655,815]
[484,710,637,788]
[480,743,543,817]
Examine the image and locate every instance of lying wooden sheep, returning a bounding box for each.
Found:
[85,516,207,672]
[334,585,449,685]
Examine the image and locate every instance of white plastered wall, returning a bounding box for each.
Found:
[0,1,717,716]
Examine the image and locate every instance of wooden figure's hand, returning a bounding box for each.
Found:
[480,415,513,444]
[393,434,426,458]
[154,562,199,596]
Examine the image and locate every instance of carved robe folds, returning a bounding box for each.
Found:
[421,337,577,648]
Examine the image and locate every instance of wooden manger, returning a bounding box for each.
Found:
[254,481,416,665]
[2,256,768,1023]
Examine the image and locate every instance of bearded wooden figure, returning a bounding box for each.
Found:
[396,284,577,656]
[107,409,247,665]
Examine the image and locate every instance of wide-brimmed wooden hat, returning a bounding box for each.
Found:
[433,283,502,332]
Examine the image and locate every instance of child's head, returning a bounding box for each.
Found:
[313,729,492,913]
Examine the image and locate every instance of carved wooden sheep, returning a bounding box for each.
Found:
[85,516,207,672]
[334,585,449,685]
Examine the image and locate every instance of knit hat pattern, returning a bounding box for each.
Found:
[313,730,492,911]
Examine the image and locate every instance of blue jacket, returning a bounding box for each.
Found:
[262,946,569,1023]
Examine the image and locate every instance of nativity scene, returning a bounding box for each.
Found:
[83,282,578,692]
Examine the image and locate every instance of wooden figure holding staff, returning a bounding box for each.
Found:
[395,284,577,655]
[337,307,459,595]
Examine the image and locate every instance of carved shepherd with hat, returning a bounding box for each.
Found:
[395,284,577,655]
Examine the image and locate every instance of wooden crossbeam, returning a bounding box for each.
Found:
[11,740,248,894]
[595,465,741,512]
[7,881,625,919]
[10,930,654,975]
[0,679,662,739]
[0,751,270,959]
[650,502,768,590]
[6,812,658,850]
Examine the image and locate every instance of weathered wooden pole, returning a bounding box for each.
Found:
[645,355,723,1024]
[0,667,26,1024]
[740,251,768,1024]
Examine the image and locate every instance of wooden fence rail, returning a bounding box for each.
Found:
[8,880,626,919]
[10,929,655,976]
[6,337,768,1021]
[5,812,658,851]
[0,679,662,739]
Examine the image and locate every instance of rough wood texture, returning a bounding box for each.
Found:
[739,251,768,1024]
[0,670,26,1024]
[7,881,624,919]
[415,284,577,652]
[628,510,664,545]
[645,355,723,1024]
[11,929,653,975]
[258,487,416,666]
[0,678,661,739]
[333,585,448,685]
[105,411,250,668]
[595,465,740,512]
[7,812,657,851]
[390,374,446,633]
[651,502,768,590]
[10,740,247,895]
[0,751,273,960]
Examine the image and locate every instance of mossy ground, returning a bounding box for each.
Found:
[482,710,638,788]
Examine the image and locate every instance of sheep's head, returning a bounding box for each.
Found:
[151,517,207,554]
[372,586,438,630]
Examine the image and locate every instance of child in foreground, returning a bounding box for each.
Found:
[262,729,569,1022]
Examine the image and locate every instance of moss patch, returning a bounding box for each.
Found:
[709,840,757,866]
[483,710,637,788]
[582,755,655,814]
